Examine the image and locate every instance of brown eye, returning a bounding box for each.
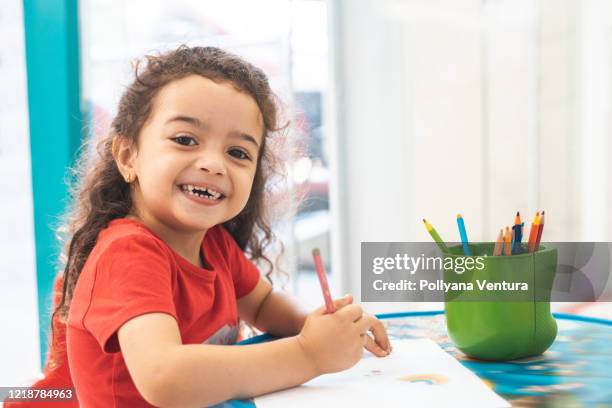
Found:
[228,148,250,160]
[172,135,197,146]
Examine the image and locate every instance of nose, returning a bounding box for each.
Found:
[196,150,226,176]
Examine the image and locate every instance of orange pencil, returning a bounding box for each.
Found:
[534,211,545,252]
[527,211,540,252]
[493,229,504,256]
[504,226,512,256]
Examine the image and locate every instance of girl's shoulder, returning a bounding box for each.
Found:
[104,217,228,242]
[91,218,238,268]
[101,217,163,242]
[104,217,157,236]
[92,217,171,261]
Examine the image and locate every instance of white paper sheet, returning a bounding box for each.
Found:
[255,339,509,407]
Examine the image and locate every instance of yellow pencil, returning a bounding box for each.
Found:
[423,219,448,253]
[527,212,540,252]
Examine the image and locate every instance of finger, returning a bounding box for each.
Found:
[312,294,352,315]
[363,334,388,357]
[332,294,353,310]
[355,314,375,333]
[368,317,392,353]
[336,304,363,322]
[354,315,391,353]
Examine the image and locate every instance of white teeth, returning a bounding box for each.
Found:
[180,184,223,200]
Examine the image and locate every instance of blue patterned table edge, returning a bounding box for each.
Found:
[239,310,612,345]
[221,311,612,407]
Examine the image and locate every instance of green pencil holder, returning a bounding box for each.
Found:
[444,243,557,361]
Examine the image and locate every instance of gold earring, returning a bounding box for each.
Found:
[125,173,132,183]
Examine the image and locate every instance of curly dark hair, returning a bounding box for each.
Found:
[48,46,290,367]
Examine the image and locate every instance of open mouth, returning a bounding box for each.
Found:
[178,184,225,201]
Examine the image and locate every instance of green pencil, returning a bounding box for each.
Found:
[423,219,448,253]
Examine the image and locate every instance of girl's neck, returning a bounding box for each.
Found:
[125,213,208,269]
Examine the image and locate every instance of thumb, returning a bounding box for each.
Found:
[313,294,353,315]
[333,294,353,310]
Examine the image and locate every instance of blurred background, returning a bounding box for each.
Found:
[1,0,611,386]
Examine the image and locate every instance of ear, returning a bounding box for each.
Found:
[112,135,138,183]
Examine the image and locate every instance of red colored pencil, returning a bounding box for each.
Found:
[312,248,335,314]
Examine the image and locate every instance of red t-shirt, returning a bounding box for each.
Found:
[66,218,260,406]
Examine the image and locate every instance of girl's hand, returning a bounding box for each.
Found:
[296,294,362,374]
[360,313,392,357]
[296,294,390,375]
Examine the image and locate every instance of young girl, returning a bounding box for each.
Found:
[36,46,390,407]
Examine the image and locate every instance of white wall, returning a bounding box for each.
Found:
[328,0,418,312]
[0,0,42,385]
[328,0,612,313]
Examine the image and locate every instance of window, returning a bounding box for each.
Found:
[81,0,332,308]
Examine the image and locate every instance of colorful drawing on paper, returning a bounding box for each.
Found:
[398,373,449,385]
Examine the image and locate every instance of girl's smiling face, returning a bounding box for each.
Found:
[125,74,264,233]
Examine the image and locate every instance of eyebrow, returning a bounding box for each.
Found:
[166,115,260,149]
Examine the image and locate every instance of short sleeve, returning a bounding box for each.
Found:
[218,227,261,298]
[83,234,177,353]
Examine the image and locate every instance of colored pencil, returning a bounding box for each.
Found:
[312,248,335,314]
[423,219,449,253]
[493,229,504,256]
[527,212,540,253]
[456,214,472,256]
[534,211,545,252]
[504,226,512,256]
[512,211,524,254]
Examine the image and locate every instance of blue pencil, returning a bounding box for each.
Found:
[456,214,471,256]
[511,212,524,254]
